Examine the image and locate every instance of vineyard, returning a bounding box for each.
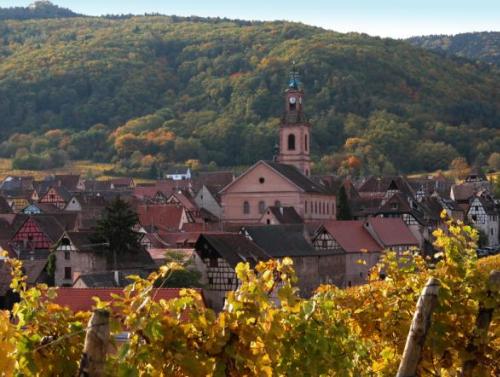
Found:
[0,214,499,376]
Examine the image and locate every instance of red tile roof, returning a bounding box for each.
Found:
[136,204,185,231]
[52,287,204,312]
[322,220,382,253]
[367,217,419,247]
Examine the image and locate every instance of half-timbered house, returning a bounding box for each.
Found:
[467,195,499,247]
[10,215,66,259]
[312,221,382,287]
[194,233,269,310]
[39,185,73,209]
[242,225,343,294]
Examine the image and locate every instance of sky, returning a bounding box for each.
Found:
[0,0,498,38]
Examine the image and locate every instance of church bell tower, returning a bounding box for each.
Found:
[277,63,312,176]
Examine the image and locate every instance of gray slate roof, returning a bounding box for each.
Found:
[265,162,327,194]
[242,225,318,257]
[195,233,269,268]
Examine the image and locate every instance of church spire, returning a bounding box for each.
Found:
[288,61,300,90]
[277,62,312,177]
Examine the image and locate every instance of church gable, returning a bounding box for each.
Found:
[221,161,301,194]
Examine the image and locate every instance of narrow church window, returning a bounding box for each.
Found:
[243,201,250,214]
[305,201,308,213]
[258,201,266,214]
[288,134,296,150]
[305,134,308,151]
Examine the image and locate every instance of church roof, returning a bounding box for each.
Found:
[265,162,327,194]
[218,160,329,195]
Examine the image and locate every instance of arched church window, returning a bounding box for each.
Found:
[243,201,250,214]
[288,134,296,150]
[258,201,266,214]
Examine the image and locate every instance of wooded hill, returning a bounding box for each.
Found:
[0,1,81,21]
[0,8,498,174]
[407,32,500,66]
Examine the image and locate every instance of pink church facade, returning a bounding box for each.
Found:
[220,162,335,224]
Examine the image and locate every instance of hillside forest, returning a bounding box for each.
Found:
[0,7,499,176]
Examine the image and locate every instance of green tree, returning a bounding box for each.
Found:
[336,185,352,220]
[93,196,141,268]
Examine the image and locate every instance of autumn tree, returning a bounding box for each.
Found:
[449,157,471,180]
[487,152,500,171]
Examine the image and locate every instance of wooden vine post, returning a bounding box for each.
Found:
[396,277,440,377]
[461,270,500,377]
[78,309,110,377]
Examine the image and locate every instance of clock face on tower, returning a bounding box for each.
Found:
[289,96,296,104]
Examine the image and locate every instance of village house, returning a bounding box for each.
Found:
[166,168,192,181]
[312,221,382,287]
[136,204,192,232]
[242,224,343,295]
[9,214,79,260]
[52,231,106,286]
[194,233,269,310]
[466,193,499,247]
[38,185,73,210]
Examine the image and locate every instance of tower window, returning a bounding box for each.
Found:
[64,267,72,280]
[288,134,296,150]
[243,201,250,214]
[305,134,308,151]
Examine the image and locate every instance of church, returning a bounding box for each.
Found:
[220,69,337,223]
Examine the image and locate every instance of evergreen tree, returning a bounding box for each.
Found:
[337,185,352,220]
[93,196,141,267]
[149,162,159,179]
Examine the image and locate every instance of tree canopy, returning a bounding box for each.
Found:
[0,15,498,174]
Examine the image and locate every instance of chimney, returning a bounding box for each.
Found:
[114,270,120,286]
